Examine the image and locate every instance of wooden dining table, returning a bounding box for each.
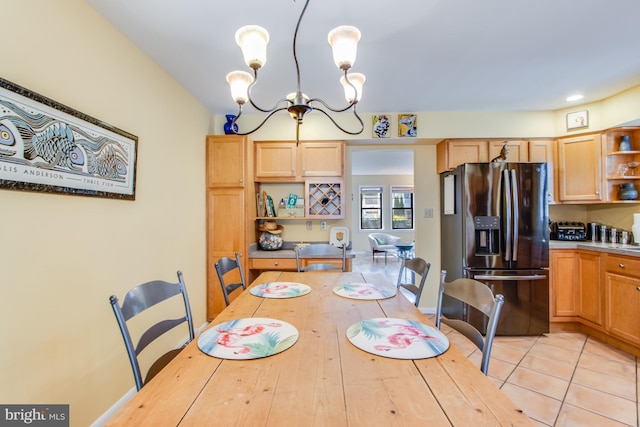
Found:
[106,271,532,426]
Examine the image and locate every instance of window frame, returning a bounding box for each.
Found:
[359,185,383,230]
[390,185,414,230]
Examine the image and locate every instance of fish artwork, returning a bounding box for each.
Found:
[86,143,127,179]
[23,122,85,170]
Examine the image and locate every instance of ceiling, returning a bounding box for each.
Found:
[86,0,640,116]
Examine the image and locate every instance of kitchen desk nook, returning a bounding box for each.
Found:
[106,271,532,426]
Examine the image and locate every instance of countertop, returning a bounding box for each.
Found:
[550,240,640,257]
[248,242,355,259]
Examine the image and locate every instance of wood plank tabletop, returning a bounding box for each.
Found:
[106,271,532,426]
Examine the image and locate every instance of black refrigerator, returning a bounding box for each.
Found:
[440,162,549,335]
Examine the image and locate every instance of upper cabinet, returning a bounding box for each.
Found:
[436,139,488,173]
[255,140,344,181]
[207,135,246,187]
[488,139,529,162]
[603,126,640,203]
[556,133,604,203]
[528,139,555,204]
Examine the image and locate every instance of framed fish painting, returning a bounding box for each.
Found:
[0,77,138,200]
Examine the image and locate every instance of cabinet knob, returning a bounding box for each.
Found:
[239,178,243,183]
[274,262,279,266]
[636,286,640,291]
[619,263,625,268]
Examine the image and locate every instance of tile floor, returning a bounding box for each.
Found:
[353,252,639,426]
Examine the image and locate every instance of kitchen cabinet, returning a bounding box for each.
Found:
[556,133,603,203]
[249,257,352,273]
[436,139,488,173]
[605,254,640,346]
[577,250,603,326]
[206,135,254,319]
[550,249,578,320]
[603,126,640,203]
[255,140,344,181]
[249,257,298,271]
[488,140,528,162]
[528,139,555,204]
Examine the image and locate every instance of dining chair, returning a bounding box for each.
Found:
[296,243,346,272]
[435,270,504,375]
[215,252,246,306]
[109,270,195,391]
[396,257,430,307]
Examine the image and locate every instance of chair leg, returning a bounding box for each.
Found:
[384,251,387,265]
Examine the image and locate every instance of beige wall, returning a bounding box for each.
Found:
[3,1,210,426]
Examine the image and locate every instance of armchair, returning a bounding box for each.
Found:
[367,233,402,264]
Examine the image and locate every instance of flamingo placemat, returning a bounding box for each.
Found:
[250,282,311,298]
[198,318,298,360]
[333,282,397,300]
[346,318,449,359]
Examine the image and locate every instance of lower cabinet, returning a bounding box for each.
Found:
[605,255,640,346]
[577,251,602,326]
[550,249,578,320]
[249,257,352,274]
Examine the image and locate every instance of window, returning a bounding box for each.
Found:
[391,185,414,230]
[360,186,383,229]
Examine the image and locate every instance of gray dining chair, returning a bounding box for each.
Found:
[435,270,504,375]
[396,257,430,307]
[296,243,346,272]
[110,270,195,391]
[215,252,246,306]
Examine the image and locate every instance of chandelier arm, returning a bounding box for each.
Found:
[309,106,364,135]
[230,106,291,136]
[246,70,292,113]
[307,97,357,113]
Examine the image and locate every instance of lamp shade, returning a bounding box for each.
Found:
[235,25,270,70]
[328,26,361,70]
[226,70,254,104]
[340,72,365,103]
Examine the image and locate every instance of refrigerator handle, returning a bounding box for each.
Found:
[503,170,512,261]
[510,169,519,261]
[474,274,547,281]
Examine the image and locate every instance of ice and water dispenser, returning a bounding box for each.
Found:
[474,216,500,255]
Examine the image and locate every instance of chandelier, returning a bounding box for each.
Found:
[225,0,365,144]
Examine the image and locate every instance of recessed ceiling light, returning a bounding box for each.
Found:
[566,94,584,102]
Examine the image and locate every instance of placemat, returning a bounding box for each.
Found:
[333,282,397,300]
[346,318,449,359]
[198,318,298,360]
[250,282,311,298]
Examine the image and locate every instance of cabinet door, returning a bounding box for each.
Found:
[206,135,246,187]
[443,140,488,172]
[550,250,578,319]
[207,188,246,318]
[489,140,528,162]
[528,139,555,204]
[299,141,344,176]
[557,134,603,202]
[577,251,602,326]
[255,142,297,179]
[605,272,640,346]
